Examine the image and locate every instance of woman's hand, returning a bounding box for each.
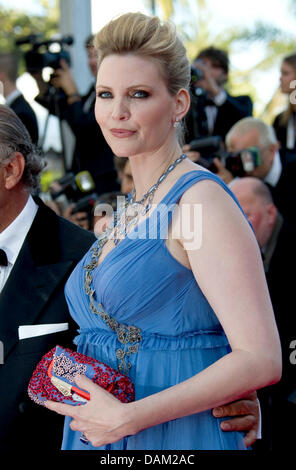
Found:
[45,375,132,448]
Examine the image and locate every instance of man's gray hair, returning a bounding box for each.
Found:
[225,117,278,149]
[0,104,45,192]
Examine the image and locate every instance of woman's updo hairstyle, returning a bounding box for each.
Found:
[94,12,191,96]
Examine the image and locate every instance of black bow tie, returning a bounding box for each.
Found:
[204,97,216,106]
[0,249,8,267]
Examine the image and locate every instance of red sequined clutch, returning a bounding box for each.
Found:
[27,345,135,406]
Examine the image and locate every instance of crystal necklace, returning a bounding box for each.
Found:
[84,153,187,371]
[110,153,187,245]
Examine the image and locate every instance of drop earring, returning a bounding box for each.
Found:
[173,118,180,129]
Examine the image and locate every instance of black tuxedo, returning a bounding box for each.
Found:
[257,221,296,450]
[185,91,253,144]
[272,111,296,158]
[9,93,39,144]
[266,222,296,399]
[265,159,296,231]
[0,198,95,452]
[273,112,289,151]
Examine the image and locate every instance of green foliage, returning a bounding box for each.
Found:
[158,0,296,120]
[0,0,59,73]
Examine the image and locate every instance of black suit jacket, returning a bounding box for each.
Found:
[265,222,296,398]
[257,221,296,450]
[10,94,39,144]
[266,159,296,231]
[36,85,119,196]
[0,198,95,452]
[273,112,288,151]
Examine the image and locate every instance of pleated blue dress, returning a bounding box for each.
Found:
[61,170,247,450]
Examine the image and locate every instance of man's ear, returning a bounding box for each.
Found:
[266,203,278,227]
[3,152,25,190]
[270,142,279,153]
[268,143,279,165]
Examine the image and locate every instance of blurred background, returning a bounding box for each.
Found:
[1,0,295,203]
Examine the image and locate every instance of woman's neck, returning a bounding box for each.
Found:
[128,142,183,201]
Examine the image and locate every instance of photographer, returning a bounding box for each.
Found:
[222,117,296,230]
[44,170,101,232]
[184,46,253,159]
[32,34,119,197]
[0,53,38,144]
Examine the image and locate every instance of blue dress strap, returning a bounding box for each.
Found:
[161,170,246,222]
[145,170,249,243]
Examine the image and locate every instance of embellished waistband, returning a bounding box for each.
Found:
[74,326,229,352]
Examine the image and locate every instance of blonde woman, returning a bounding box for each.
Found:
[46,12,281,450]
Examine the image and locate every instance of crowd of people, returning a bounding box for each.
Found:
[0,11,294,452]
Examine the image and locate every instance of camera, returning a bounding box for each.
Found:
[190,60,205,85]
[49,171,99,225]
[191,66,204,83]
[15,33,73,73]
[225,146,262,176]
[188,136,262,177]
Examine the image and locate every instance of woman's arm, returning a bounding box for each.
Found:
[123,180,281,428]
[46,179,281,447]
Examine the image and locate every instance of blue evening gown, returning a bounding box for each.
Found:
[61,170,247,450]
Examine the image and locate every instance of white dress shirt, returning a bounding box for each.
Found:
[204,90,227,134]
[264,151,282,187]
[0,196,38,293]
[5,88,22,106]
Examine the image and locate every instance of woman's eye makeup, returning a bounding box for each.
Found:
[97,91,112,98]
[96,89,150,99]
[131,90,150,98]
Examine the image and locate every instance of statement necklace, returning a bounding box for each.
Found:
[84,154,187,372]
[110,153,187,245]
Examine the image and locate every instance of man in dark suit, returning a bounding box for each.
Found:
[231,176,296,450]
[214,117,296,230]
[33,34,119,196]
[0,105,95,451]
[184,46,253,148]
[0,53,39,144]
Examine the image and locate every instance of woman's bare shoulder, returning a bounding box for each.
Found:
[178,172,231,206]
